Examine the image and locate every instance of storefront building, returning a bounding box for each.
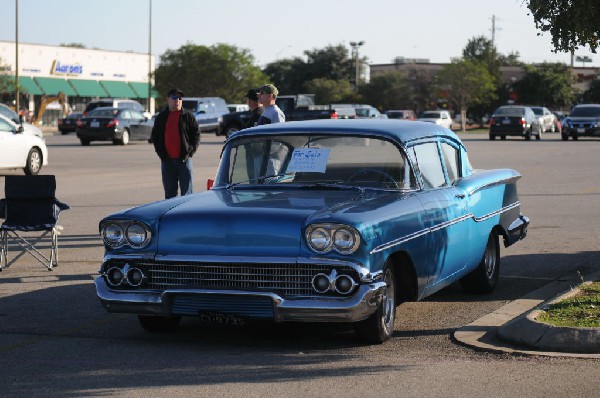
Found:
[0,41,156,126]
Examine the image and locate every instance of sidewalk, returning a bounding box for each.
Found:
[453,269,600,358]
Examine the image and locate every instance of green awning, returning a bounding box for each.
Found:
[128,81,158,98]
[5,76,44,95]
[100,80,137,98]
[68,79,109,97]
[34,77,77,96]
[19,77,44,95]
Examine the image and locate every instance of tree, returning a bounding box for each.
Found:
[512,63,575,108]
[263,58,309,95]
[437,59,497,132]
[359,71,414,111]
[263,43,356,95]
[582,79,600,103]
[302,78,356,104]
[527,0,600,53]
[154,43,267,104]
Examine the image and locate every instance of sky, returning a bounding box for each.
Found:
[0,0,597,69]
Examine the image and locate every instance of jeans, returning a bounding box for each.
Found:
[161,158,193,199]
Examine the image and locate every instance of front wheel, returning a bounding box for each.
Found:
[354,266,396,344]
[460,233,500,294]
[24,147,42,175]
[536,124,543,140]
[138,315,181,333]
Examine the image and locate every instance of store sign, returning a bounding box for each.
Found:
[50,60,83,76]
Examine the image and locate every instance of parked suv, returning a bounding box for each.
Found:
[417,110,453,129]
[561,104,600,141]
[83,99,147,117]
[182,97,229,135]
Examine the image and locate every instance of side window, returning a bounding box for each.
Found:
[120,110,131,119]
[440,142,460,183]
[411,142,446,189]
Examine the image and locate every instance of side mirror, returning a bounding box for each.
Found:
[16,125,24,134]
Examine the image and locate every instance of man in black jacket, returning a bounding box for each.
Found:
[151,88,200,199]
[244,89,263,129]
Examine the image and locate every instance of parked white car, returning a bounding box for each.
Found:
[418,110,453,129]
[0,103,44,138]
[0,114,48,175]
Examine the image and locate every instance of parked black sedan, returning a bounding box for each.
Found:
[76,107,151,146]
[58,112,83,134]
[489,105,543,140]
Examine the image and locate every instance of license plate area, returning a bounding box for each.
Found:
[198,311,245,326]
[91,121,100,128]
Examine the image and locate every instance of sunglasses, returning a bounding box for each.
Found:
[169,95,183,100]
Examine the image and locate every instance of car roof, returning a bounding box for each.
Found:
[228,119,462,147]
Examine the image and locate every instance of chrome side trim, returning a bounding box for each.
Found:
[370,201,521,254]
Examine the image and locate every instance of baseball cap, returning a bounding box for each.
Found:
[245,89,259,101]
[257,84,279,97]
[167,88,184,97]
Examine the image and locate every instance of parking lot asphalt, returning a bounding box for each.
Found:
[453,268,600,358]
[14,128,600,358]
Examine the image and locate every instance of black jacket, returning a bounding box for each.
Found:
[151,109,200,161]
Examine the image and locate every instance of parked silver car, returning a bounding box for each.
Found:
[530,106,557,133]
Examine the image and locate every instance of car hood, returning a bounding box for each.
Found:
[23,123,44,138]
[112,188,406,258]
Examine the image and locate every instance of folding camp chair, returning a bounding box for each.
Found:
[0,175,69,271]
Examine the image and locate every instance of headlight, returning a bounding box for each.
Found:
[308,227,332,252]
[101,221,151,249]
[333,227,359,254]
[306,224,360,254]
[102,223,125,247]
[126,223,150,247]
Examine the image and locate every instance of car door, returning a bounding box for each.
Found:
[128,110,148,140]
[0,118,26,168]
[408,139,471,294]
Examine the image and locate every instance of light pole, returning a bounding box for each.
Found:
[349,41,364,90]
[147,0,152,114]
[15,0,19,114]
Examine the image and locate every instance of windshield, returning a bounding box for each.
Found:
[570,106,600,117]
[530,107,543,115]
[215,133,416,190]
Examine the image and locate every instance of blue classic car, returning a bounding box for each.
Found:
[95,119,529,343]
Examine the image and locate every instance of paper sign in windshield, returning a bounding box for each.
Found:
[287,148,330,173]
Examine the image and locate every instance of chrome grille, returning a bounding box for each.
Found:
[105,259,359,297]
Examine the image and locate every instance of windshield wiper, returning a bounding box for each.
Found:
[299,182,365,193]
[226,173,293,189]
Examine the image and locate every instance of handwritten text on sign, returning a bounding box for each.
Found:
[287,148,330,173]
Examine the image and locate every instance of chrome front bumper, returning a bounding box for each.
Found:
[95,277,386,323]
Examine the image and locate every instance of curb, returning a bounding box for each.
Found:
[453,269,600,358]
[497,284,600,354]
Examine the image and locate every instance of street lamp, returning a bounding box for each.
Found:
[349,41,364,90]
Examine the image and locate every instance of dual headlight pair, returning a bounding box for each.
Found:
[101,221,151,249]
[305,223,360,254]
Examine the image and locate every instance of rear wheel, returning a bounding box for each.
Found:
[572,134,578,141]
[460,233,500,294]
[525,129,532,140]
[354,266,396,344]
[120,129,130,145]
[536,124,543,140]
[561,133,569,141]
[138,315,181,333]
[80,139,90,146]
[24,147,42,175]
[489,133,496,140]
